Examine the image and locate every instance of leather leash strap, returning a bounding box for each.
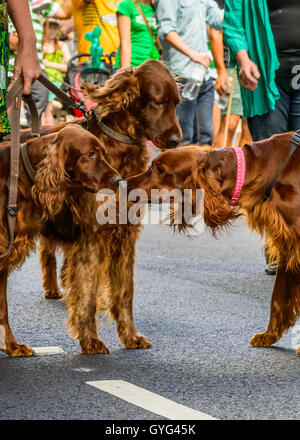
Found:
[0,78,40,259]
[0,74,79,259]
[0,72,137,259]
[0,79,23,259]
[38,74,80,111]
[20,142,35,183]
[40,75,137,144]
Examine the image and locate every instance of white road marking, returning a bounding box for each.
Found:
[86,380,217,420]
[73,367,95,373]
[33,346,65,355]
[0,325,5,349]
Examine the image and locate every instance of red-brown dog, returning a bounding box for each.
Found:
[0,125,120,357]
[127,135,300,354]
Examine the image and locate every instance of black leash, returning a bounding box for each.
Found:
[263,129,300,201]
[38,74,84,114]
[1,77,39,259]
[38,75,136,144]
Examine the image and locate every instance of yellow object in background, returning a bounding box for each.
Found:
[72,0,120,57]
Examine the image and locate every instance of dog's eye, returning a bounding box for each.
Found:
[156,102,164,109]
[157,165,165,174]
[87,151,96,158]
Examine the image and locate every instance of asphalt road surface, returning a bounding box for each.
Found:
[1,219,300,421]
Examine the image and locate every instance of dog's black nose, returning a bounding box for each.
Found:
[169,134,183,147]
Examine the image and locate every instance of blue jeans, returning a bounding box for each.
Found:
[177,77,215,145]
[247,76,300,141]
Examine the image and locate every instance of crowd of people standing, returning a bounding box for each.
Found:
[1,0,300,152]
[0,0,248,146]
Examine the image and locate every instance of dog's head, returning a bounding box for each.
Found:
[83,60,182,149]
[126,146,238,233]
[126,146,208,197]
[32,125,121,219]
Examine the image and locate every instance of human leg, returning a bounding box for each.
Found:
[195,78,215,145]
[177,79,197,145]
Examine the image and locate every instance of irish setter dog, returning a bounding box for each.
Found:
[0,125,120,357]
[26,60,182,354]
[127,134,300,354]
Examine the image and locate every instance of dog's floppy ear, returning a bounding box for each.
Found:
[174,160,238,234]
[32,134,67,220]
[190,165,239,233]
[82,68,140,118]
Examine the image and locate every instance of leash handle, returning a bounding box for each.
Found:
[0,78,24,259]
[0,77,40,259]
[0,74,80,259]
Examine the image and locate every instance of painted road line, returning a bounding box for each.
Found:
[0,325,5,349]
[33,346,65,355]
[86,380,217,420]
[73,367,95,373]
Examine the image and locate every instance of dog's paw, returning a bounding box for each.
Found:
[3,343,36,358]
[44,288,63,300]
[125,333,152,350]
[80,338,110,354]
[250,331,278,347]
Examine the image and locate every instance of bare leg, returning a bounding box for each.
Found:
[39,235,63,299]
[250,268,300,347]
[213,114,241,147]
[0,271,35,357]
[42,102,54,126]
[239,118,253,147]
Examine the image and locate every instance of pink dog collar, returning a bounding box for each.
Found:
[230,147,246,206]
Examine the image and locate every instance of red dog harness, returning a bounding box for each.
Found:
[230,147,246,206]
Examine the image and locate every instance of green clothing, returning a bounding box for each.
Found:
[114,0,158,68]
[0,0,10,136]
[223,0,280,119]
[44,48,64,82]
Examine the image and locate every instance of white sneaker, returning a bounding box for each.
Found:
[31,0,52,13]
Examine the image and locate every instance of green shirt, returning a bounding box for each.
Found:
[223,0,280,119]
[114,0,158,68]
[0,0,10,136]
[44,48,64,83]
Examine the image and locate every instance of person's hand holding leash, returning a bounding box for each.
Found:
[7,0,42,94]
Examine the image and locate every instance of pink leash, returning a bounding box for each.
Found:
[230,147,246,206]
